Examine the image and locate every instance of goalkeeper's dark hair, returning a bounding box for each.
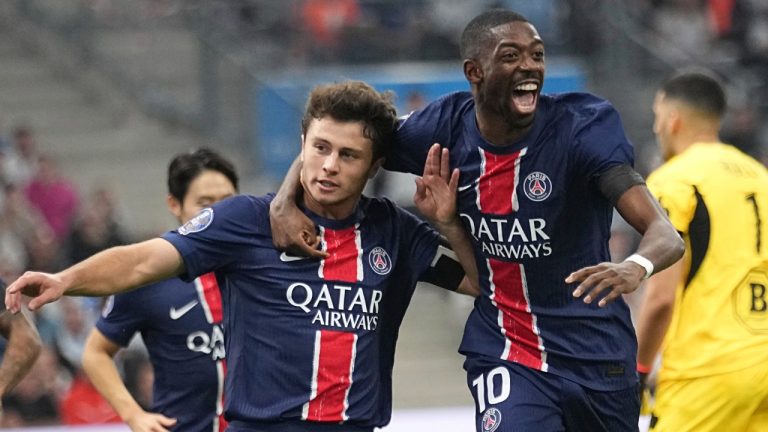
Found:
[661,71,726,119]
[168,148,239,202]
[301,80,396,163]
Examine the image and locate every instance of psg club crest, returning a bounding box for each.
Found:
[178,208,214,235]
[481,407,501,432]
[523,171,552,202]
[368,247,392,275]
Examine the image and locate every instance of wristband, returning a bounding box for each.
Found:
[624,254,654,279]
[636,362,652,374]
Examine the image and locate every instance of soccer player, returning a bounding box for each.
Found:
[5,80,479,432]
[0,278,42,414]
[635,72,768,431]
[80,148,238,432]
[269,9,686,432]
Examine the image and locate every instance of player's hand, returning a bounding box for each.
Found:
[566,261,645,307]
[5,272,67,313]
[125,410,177,432]
[269,194,327,259]
[414,144,460,228]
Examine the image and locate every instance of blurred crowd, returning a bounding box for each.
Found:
[0,122,151,427]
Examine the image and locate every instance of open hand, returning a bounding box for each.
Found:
[566,261,646,307]
[414,144,460,227]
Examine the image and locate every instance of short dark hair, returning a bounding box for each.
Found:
[661,72,726,119]
[460,9,530,60]
[301,80,396,162]
[167,148,239,202]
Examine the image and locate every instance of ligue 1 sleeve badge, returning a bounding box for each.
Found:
[523,171,552,202]
[368,247,392,275]
[178,208,214,235]
[481,407,501,432]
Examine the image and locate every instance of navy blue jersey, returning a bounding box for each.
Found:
[97,275,227,432]
[389,91,638,391]
[161,194,440,429]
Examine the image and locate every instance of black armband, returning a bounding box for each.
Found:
[421,238,465,291]
[596,164,646,205]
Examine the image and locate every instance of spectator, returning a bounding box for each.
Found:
[24,155,80,243]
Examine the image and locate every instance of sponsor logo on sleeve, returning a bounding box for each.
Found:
[178,208,214,235]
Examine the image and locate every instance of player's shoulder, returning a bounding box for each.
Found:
[212,193,273,225]
[360,196,427,229]
[545,92,619,126]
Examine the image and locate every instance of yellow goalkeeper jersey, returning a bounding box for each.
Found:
[647,142,768,380]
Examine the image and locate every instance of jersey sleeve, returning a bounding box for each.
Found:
[571,98,635,180]
[395,206,442,284]
[385,93,466,175]
[162,195,267,282]
[95,291,145,347]
[647,170,696,234]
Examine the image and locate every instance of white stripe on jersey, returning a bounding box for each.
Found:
[341,333,358,422]
[302,331,322,420]
[354,224,363,282]
[194,277,214,324]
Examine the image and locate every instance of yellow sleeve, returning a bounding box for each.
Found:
[647,170,696,235]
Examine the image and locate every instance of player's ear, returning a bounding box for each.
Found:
[368,158,385,179]
[464,59,483,84]
[167,194,182,219]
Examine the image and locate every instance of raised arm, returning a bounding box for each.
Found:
[82,329,176,432]
[414,144,480,296]
[569,184,685,307]
[269,157,326,258]
[6,238,184,312]
[0,309,41,397]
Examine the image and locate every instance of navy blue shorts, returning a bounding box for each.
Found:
[464,355,639,432]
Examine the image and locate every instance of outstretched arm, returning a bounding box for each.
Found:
[0,310,41,397]
[83,329,176,432]
[415,144,480,296]
[269,157,326,258]
[568,184,685,307]
[6,238,184,312]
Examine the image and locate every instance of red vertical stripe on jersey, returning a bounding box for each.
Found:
[305,330,357,422]
[487,258,546,370]
[478,148,526,214]
[320,226,362,283]
[214,360,228,432]
[197,272,224,324]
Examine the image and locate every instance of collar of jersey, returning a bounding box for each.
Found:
[298,198,365,230]
[466,94,549,155]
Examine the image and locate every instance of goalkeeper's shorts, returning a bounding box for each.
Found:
[650,362,768,432]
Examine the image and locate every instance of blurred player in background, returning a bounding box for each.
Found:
[636,72,768,431]
[82,148,238,432]
[0,278,42,419]
[270,9,685,432]
[7,81,479,432]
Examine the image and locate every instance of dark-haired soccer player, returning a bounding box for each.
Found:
[270,9,685,432]
[6,81,478,432]
[82,148,238,432]
[636,72,768,431]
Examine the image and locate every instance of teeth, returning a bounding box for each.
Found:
[515,83,538,91]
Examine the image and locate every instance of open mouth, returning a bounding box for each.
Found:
[512,82,539,114]
[316,179,339,192]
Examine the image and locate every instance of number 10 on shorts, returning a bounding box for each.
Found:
[472,366,511,412]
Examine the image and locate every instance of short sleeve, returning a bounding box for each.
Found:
[396,207,441,283]
[162,195,268,281]
[95,292,145,347]
[386,92,468,175]
[571,99,635,180]
[647,171,696,234]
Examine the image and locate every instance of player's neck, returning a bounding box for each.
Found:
[300,192,358,221]
[476,111,534,146]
